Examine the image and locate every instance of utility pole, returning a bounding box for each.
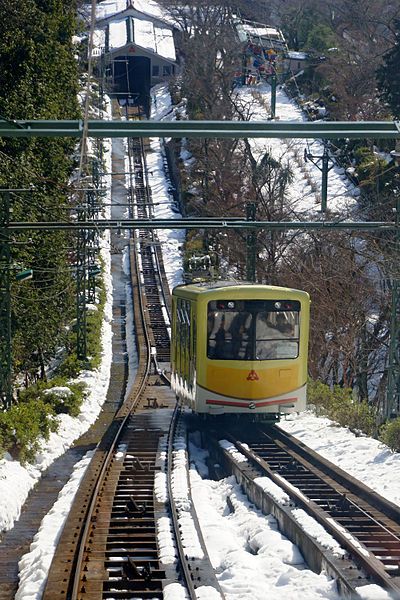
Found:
[0,191,12,408]
[386,156,400,418]
[86,186,100,304]
[246,202,256,282]
[304,141,335,212]
[270,69,277,120]
[76,203,87,361]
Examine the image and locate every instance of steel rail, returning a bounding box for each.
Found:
[222,430,400,597]
[207,429,366,598]
[69,237,153,599]
[166,406,199,599]
[272,427,400,523]
[137,134,171,325]
[167,408,226,599]
[1,119,400,139]
[7,219,397,230]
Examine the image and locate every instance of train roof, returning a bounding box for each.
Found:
[172,280,309,299]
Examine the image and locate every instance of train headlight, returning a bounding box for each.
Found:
[227,301,235,309]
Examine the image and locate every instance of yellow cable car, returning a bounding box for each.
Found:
[171,281,310,420]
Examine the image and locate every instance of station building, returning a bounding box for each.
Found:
[94,0,177,114]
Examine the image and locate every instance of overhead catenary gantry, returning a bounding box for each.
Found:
[5,218,398,231]
[0,119,400,140]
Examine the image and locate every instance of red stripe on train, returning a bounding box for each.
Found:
[206,397,297,408]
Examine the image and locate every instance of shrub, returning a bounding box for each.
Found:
[380,418,400,452]
[307,379,377,437]
[42,382,86,417]
[18,378,86,418]
[55,352,82,378]
[0,400,59,464]
[307,378,334,416]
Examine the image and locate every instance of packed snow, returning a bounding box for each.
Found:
[279,412,400,508]
[190,439,341,600]
[15,451,95,600]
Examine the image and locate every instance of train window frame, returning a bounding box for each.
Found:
[207,299,301,361]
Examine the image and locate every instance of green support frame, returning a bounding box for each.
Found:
[246,203,257,281]
[5,219,397,231]
[0,191,12,408]
[0,119,400,140]
[387,195,400,418]
[86,188,100,304]
[76,205,87,361]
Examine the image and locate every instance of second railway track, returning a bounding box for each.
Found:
[205,421,400,598]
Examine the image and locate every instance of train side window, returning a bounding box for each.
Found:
[184,300,190,379]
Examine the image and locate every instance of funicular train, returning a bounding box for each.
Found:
[171,281,310,420]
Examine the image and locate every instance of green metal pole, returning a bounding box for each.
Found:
[270,72,277,120]
[0,191,12,408]
[321,142,329,212]
[86,188,100,304]
[246,202,256,282]
[386,193,400,418]
[76,205,87,361]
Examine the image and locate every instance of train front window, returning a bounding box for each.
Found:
[207,300,300,360]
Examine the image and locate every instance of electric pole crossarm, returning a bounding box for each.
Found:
[1,120,400,140]
[7,219,397,231]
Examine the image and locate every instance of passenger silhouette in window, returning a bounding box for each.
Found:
[275,313,295,336]
[214,316,226,359]
[230,313,250,359]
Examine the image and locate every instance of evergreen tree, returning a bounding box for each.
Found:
[0,0,81,385]
[377,19,400,118]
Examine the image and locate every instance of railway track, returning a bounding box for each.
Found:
[42,111,223,600]
[205,422,400,598]
[128,135,171,366]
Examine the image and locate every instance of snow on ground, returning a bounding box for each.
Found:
[5,111,114,600]
[148,83,185,291]
[237,84,359,217]
[279,411,400,508]
[189,438,341,600]
[15,451,94,600]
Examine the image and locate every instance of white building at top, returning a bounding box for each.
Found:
[93,0,177,113]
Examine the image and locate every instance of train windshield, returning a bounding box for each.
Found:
[207,299,300,361]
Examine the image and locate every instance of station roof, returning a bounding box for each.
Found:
[107,17,176,61]
[93,1,176,62]
[96,0,171,25]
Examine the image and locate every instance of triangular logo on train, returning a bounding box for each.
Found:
[247,370,259,381]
